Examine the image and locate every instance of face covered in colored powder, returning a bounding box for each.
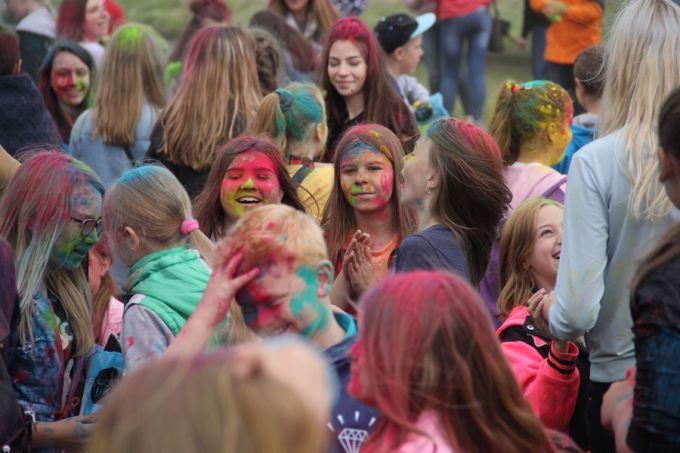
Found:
[50,51,90,108]
[328,40,367,99]
[220,151,284,219]
[235,260,331,339]
[339,144,394,213]
[347,333,375,405]
[50,183,103,269]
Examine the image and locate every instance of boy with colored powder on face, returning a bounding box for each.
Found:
[167,204,380,453]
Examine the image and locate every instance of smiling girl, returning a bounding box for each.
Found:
[323,124,416,305]
[39,40,94,145]
[56,0,110,70]
[0,151,104,450]
[320,17,419,161]
[496,198,589,450]
[194,135,306,241]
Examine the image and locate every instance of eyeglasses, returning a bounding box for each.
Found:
[71,216,103,237]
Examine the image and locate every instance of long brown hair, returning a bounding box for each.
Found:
[498,198,563,318]
[320,17,418,160]
[425,119,512,286]
[358,272,555,453]
[267,0,339,36]
[158,25,261,171]
[194,135,306,240]
[321,124,417,266]
[89,235,117,344]
[92,24,166,148]
[169,0,232,62]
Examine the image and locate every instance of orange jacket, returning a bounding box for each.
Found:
[530,0,602,64]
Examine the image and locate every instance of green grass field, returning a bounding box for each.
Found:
[117,0,625,120]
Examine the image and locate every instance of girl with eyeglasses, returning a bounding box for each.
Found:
[0,151,104,451]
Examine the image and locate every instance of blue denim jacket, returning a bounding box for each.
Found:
[7,291,85,422]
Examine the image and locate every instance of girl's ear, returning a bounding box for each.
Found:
[545,122,559,144]
[316,260,335,299]
[123,226,141,252]
[658,147,676,183]
[426,172,440,193]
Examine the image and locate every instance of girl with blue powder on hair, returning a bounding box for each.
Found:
[251,83,333,223]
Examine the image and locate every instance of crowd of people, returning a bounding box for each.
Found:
[1,0,679,452]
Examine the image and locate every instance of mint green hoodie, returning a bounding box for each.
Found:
[127,246,210,335]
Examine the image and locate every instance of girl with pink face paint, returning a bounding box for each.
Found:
[38,40,94,145]
[194,135,307,241]
[322,124,417,309]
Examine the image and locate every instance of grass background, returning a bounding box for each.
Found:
[115,0,625,120]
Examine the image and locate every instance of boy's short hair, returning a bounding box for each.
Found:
[374,12,435,55]
[0,31,20,76]
[574,45,606,100]
[223,204,329,270]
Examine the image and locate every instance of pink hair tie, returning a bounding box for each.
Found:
[181,217,200,235]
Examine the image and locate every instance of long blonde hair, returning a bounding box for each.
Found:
[89,349,330,453]
[158,25,261,170]
[498,198,563,318]
[599,0,680,222]
[0,151,103,355]
[92,23,166,148]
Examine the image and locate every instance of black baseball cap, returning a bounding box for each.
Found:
[374,13,436,55]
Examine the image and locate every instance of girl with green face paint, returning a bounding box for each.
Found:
[0,151,105,450]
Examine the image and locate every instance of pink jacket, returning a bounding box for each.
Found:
[496,306,580,432]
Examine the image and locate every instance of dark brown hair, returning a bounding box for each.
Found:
[574,45,605,99]
[194,135,306,239]
[425,119,512,286]
[169,0,232,62]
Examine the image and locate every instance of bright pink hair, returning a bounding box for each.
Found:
[356,271,555,453]
[319,17,415,161]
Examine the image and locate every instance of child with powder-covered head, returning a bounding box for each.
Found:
[194,135,307,240]
[250,84,333,223]
[478,80,571,320]
[104,165,217,371]
[166,204,381,453]
[322,123,417,308]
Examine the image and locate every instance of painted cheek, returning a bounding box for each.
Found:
[378,169,394,203]
[220,178,246,218]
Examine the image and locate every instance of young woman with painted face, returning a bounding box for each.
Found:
[194,135,306,241]
[38,40,94,145]
[496,198,589,450]
[0,151,104,451]
[68,24,165,189]
[104,165,221,371]
[349,271,578,452]
[251,83,332,222]
[320,17,419,161]
[267,0,339,44]
[397,118,511,288]
[146,25,261,199]
[322,124,417,307]
[478,80,571,319]
[56,0,110,70]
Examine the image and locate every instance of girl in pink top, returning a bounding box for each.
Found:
[496,198,589,450]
